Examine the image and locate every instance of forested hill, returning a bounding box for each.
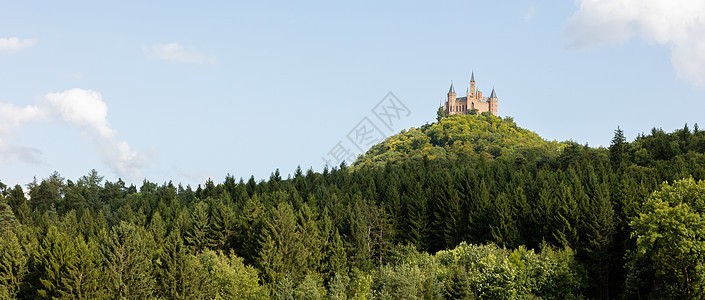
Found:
[353,112,565,169]
[3,116,705,299]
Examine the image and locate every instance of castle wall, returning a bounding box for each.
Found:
[443,76,498,116]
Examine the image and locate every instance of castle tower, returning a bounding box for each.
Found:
[489,87,498,116]
[470,71,476,98]
[447,81,456,113]
[441,72,498,117]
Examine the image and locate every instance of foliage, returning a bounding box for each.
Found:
[627,177,705,298]
[353,114,564,169]
[3,118,705,299]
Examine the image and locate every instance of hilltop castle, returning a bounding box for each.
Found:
[444,72,498,116]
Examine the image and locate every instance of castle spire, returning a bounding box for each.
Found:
[490,87,497,99]
[471,71,475,82]
[448,81,455,94]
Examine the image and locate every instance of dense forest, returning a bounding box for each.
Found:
[3,113,705,299]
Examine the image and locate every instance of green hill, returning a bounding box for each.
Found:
[353,112,565,168]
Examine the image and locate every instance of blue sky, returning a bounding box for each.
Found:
[2,0,705,188]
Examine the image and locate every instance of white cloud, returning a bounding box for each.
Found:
[0,37,37,54]
[0,103,45,136]
[0,103,46,165]
[565,0,705,86]
[42,89,149,178]
[144,43,213,64]
[0,89,149,179]
[44,89,117,139]
[524,4,537,22]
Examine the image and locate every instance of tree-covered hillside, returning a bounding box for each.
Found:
[353,112,564,168]
[2,115,705,299]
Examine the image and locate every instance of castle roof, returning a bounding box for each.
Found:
[448,82,455,94]
[490,87,497,98]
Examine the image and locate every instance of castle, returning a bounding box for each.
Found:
[444,72,498,116]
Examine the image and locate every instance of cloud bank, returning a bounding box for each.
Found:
[565,0,705,86]
[0,37,37,54]
[144,43,213,64]
[0,89,148,179]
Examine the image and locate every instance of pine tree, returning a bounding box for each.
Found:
[258,202,308,285]
[208,197,236,250]
[295,273,325,300]
[149,210,167,246]
[29,226,75,299]
[326,228,348,279]
[402,182,428,250]
[60,236,103,299]
[490,192,519,248]
[298,203,323,273]
[347,195,376,271]
[99,221,154,299]
[0,230,27,299]
[6,185,29,224]
[186,200,210,253]
[234,194,266,264]
[0,202,20,233]
[609,127,627,169]
[467,179,491,244]
[156,229,203,299]
[583,182,615,299]
[274,275,295,300]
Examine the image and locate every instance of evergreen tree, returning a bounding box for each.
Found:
[467,179,492,244]
[325,228,348,279]
[609,127,627,169]
[149,210,167,247]
[490,192,519,248]
[185,200,210,253]
[99,221,154,299]
[295,273,325,300]
[0,202,20,233]
[208,196,236,250]
[156,229,202,299]
[6,185,29,224]
[258,201,308,285]
[60,236,103,299]
[298,203,324,273]
[274,275,295,300]
[234,195,266,264]
[402,182,428,250]
[327,272,349,300]
[582,182,615,299]
[28,226,84,299]
[0,230,27,299]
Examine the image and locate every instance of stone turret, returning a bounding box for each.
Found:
[489,87,498,116]
[447,81,456,113]
[470,71,476,97]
